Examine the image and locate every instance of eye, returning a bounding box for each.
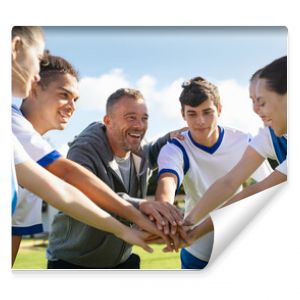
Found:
[259,102,265,108]
[60,92,69,98]
[126,116,136,121]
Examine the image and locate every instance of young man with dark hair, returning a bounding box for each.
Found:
[185,57,287,238]
[155,76,272,269]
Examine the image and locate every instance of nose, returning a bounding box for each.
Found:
[33,74,41,83]
[66,99,76,113]
[133,118,147,130]
[196,115,205,125]
[253,101,260,115]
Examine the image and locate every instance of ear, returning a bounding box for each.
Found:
[29,81,40,99]
[103,115,110,126]
[11,36,22,61]
[217,103,222,116]
[181,108,186,121]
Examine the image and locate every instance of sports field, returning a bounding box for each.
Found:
[13,239,181,270]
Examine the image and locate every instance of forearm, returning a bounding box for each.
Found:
[186,147,265,225]
[12,235,22,266]
[189,217,214,242]
[223,170,287,208]
[47,158,141,222]
[187,177,241,225]
[155,173,177,204]
[16,162,129,238]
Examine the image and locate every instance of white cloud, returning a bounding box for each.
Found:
[217,79,262,135]
[78,69,130,112]
[77,70,262,139]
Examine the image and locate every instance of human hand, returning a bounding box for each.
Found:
[139,200,184,232]
[119,227,154,253]
[169,127,188,141]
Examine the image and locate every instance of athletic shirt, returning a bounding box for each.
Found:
[12,105,61,166]
[250,127,287,176]
[11,104,62,234]
[158,127,272,262]
[12,135,30,214]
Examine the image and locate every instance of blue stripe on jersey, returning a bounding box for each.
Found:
[269,127,287,164]
[11,104,23,116]
[188,126,225,154]
[12,169,17,215]
[158,168,180,193]
[12,224,44,236]
[37,150,62,167]
[169,139,190,174]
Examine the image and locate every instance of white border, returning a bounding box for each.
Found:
[1,1,299,299]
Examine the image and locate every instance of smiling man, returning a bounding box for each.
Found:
[155,76,272,269]
[12,56,169,266]
[46,87,184,269]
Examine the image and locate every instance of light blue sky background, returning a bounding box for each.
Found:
[25,27,287,150]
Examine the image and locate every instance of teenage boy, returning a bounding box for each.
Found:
[155,76,271,269]
[185,56,287,235]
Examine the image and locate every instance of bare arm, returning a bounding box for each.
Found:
[45,157,164,238]
[183,166,287,243]
[185,146,265,225]
[223,169,287,207]
[155,172,178,204]
[15,161,153,253]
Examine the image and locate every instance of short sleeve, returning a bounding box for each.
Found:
[276,159,287,176]
[13,135,30,165]
[249,127,277,161]
[12,105,61,166]
[158,142,185,190]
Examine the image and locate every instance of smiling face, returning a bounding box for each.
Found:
[182,98,221,146]
[256,78,287,136]
[12,36,45,98]
[104,96,148,157]
[23,73,79,134]
[249,78,269,126]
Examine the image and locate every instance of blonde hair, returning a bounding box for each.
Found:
[12,26,44,91]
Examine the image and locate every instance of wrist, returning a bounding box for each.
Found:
[113,223,128,240]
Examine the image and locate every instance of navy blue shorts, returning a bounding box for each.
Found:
[180,248,208,269]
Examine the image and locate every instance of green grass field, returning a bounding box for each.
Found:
[13,239,181,270]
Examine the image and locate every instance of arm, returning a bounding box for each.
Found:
[45,157,164,239]
[185,146,265,225]
[15,160,153,253]
[223,169,287,207]
[12,235,22,266]
[182,165,287,243]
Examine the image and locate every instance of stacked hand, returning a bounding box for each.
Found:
[139,200,195,252]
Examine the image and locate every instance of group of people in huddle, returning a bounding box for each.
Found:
[11,26,287,269]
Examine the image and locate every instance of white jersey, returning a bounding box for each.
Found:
[12,105,62,235]
[158,127,272,262]
[250,127,287,176]
[12,105,61,165]
[12,135,31,215]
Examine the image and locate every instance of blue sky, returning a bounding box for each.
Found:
[35,27,287,150]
